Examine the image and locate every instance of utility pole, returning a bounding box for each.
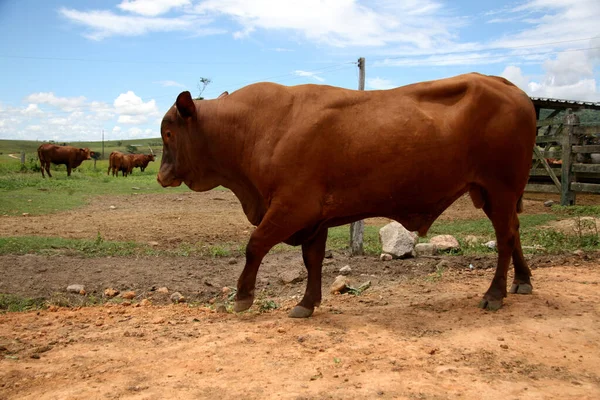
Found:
[101,129,104,160]
[350,57,365,256]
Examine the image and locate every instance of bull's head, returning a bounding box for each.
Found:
[157,92,194,187]
[81,148,92,160]
[157,91,219,191]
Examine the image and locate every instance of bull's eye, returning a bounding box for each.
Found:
[166,131,171,138]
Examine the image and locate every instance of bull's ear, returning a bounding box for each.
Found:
[218,91,229,99]
[176,91,196,119]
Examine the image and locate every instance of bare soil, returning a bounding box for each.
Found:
[1,190,600,399]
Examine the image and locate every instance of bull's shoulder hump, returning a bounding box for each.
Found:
[231,82,357,100]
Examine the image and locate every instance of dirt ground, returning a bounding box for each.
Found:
[1,190,600,399]
[2,190,597,248]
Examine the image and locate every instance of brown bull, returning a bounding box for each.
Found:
[107,151,134,177]
[131,153,155,172]
[157,73,537,318]
[37,144,93,178]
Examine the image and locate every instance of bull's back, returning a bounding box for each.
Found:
[243,74,536,218]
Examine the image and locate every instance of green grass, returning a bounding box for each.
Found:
[327,225,382,255]
[0,294,46,313]
[0,236,144,257]
[0,156,191,216]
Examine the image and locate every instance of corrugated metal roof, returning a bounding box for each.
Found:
[531,97,600,110]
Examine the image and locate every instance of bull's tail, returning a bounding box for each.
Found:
[517,195,524,214]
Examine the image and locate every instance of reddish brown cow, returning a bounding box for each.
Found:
[107,151,134,177]
[131,153,155,172]
[157,73,537,318]
[37,144,93,178]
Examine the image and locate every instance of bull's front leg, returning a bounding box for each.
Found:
[234,207,307,313]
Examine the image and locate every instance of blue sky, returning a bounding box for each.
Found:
[0,0,599,142]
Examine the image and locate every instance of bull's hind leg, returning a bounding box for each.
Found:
[289,228,328,318]
[45,162,52,178]
[479,195,521,311]
[509,231,533,294]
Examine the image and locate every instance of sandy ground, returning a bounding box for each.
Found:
[1,263,599,400]
[1,189,599,399]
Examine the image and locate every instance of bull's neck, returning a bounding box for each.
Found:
[196,100,266,226]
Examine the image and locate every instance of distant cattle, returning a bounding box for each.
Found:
[157,73,537,318]
[37,144,93,178]
[108,151,134,177]
[131,153,155,172]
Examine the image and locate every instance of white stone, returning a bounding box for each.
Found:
[380,253,393,261]
[485,240,497,250]
[415,243,436,256]
[67,284,85,293]
[339,265,352,275]
[378,222,417,259]
[429,235,460,252]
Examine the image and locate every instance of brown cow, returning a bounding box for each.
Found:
[157,73,537,318]
[37,144,93,178]
[107,151,134,177]
[131,153,155,172]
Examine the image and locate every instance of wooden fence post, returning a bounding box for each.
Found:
[560,109,578,206]
[350,57,366,256]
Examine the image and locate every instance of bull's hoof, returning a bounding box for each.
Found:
[509,283,533,294]
[478,298,503,311]
[288,306,314,319]
[233,297,254,313]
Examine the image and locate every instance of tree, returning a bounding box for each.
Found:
[196,77,212,100]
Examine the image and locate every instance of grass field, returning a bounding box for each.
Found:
[0,151,189,216]
[0,139,599,256]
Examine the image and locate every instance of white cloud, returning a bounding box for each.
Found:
[25,92,86,112]
[487,1,599,48]
[118,0,191,16]
[193,0,452,48]
[294,70,325,82]
[367,77,395,90]
[22,104,44,116]
[48,117,69,125]
[155,80,186,88]
[62,0,455,48]
[502,62,599,102]
[501,65,530,91]
[59,8,211,40]
[112,126,122,134]
[114,91,159,124]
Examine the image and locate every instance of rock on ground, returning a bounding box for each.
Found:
[339,265,352,275]
[170,292,185,303]
[67,284,85,294]
[415,243,436,256]
[429,235,460,252]
[379,222,417,259]
[330,275,349,294]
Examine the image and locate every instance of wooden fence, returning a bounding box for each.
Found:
[526,109,600,205]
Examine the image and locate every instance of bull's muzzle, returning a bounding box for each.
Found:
[157,172,182,187]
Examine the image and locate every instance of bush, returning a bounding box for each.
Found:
[20,156,41,173]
